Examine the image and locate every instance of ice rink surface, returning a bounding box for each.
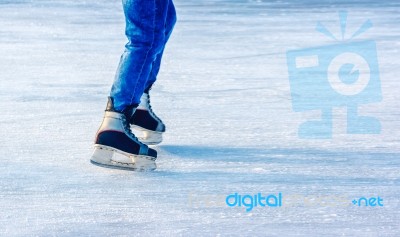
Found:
[1,0,400,236]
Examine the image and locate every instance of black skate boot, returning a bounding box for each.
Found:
[130,90,165,145]
[90,97,157,171]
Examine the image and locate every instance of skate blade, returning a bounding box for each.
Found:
[131,125,163,145]
[90,145,156,171]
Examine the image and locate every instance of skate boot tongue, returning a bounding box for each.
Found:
[105,97,138,117]
[105,97,117,112]
[122,104,138,120]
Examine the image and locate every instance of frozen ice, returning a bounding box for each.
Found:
[0,0,399,236]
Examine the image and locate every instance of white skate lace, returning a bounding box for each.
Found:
[145,93,163,124]
[122,115,144,145]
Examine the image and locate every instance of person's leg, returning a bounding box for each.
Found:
[129,0,177,145]
[145,0,177,91]
[91,0,171,170]
[110,0,171,111]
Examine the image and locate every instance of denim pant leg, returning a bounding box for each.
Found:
[110,0,171,111]
[145,0,177,91]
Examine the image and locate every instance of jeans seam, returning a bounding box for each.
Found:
[129,0,156,106]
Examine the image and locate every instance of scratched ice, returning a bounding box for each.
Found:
[0,0,399,236]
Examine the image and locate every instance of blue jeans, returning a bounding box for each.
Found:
[110,0,177,111]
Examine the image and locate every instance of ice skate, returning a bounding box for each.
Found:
[91,97,157,171]
[130,91,166,145]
